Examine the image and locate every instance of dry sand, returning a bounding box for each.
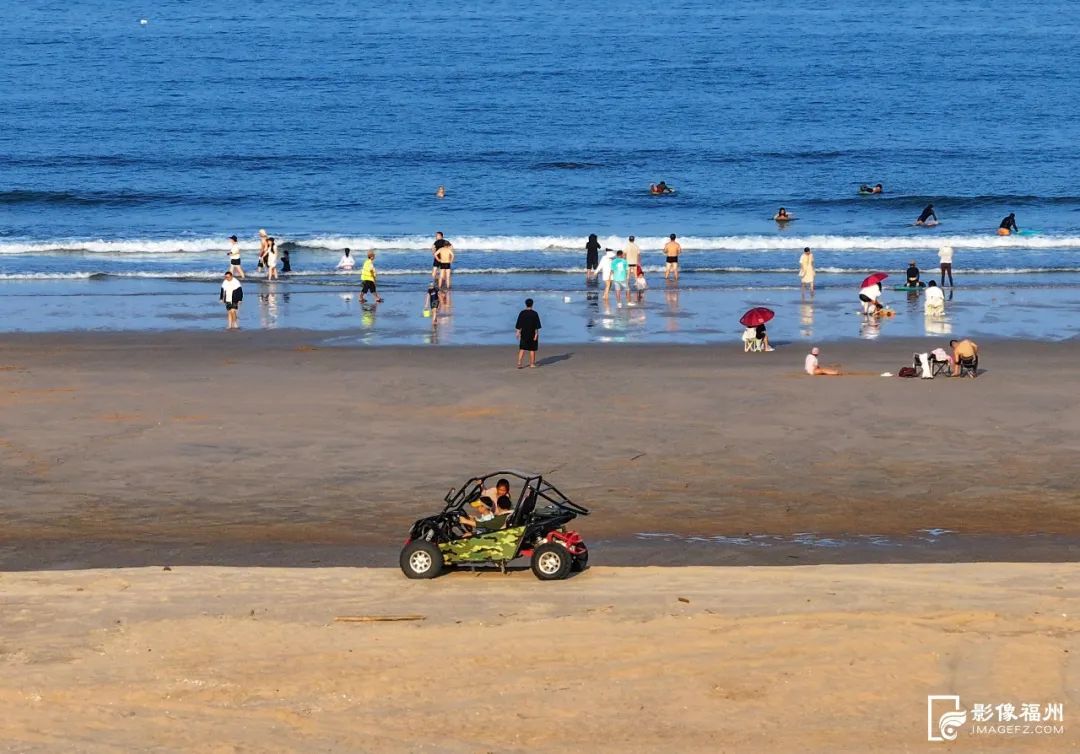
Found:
[1,563,1077,752]
[0,333,1078,567]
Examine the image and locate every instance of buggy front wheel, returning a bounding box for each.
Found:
[531,543,572,581]
[400,540,444,579]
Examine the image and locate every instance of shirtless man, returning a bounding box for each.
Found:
[950,338,979,377]
[432,231,454,289]
[623,235,642,281]
[663,233,681,281]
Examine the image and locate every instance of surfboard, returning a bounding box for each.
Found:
[1015,229,1039,236]
[893,285,923,292]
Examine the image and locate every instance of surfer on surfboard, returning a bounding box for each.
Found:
[998,212,1019,235]
[915,203,938,226]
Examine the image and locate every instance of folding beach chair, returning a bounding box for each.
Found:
[742,328,765,352]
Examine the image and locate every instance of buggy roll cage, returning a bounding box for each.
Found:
[442,470,589,527]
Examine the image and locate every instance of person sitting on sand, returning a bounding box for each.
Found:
[336,248,356,270]
[755,323,774,352]
[950,338,979,377]
[905,261,922,287]
[774,207,793,222]
[805,346,841,375]
[915,204,937,225]
[998,213,1019,235]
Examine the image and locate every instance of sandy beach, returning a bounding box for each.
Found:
[2,563,1077,752]
[1,333,1078,569]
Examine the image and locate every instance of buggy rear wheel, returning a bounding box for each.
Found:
[531,543,572,581]
[400,540,444,579]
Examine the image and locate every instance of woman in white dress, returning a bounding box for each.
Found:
[265,236,279,280]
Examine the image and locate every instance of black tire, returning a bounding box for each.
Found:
[400,540,444,579]
[571,545,589,572]
[531,542,572,581]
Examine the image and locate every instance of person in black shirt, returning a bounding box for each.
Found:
[999,213,1019,234]
[585,234,601,282]
[515,298,542,368]
[915,204,937,225]
[905,260,922,287]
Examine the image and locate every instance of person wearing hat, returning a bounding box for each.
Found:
[226,235,245,279]
[805,346,841,376]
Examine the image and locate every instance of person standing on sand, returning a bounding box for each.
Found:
[798,247,815,297]
[360,249,383,304]
[585,234,601,282]
[938,244,954,287]
[227,235,245,279]
[220,271,243,330]
[623,235,642,280]
[804,346,841,375]
[515,298,541,368]
[663,234,681,281]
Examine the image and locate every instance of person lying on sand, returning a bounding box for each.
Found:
[805,346,841,375]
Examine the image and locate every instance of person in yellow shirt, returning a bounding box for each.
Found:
[360,249,384,304]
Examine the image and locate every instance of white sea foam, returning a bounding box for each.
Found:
[3,233,1080,255]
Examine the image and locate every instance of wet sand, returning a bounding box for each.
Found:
[1,564,1076,752]
[1,332,1077,569]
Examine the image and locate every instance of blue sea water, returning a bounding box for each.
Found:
[2,0,1079,338]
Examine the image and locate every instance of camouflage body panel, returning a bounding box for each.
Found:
[440,526,526,563]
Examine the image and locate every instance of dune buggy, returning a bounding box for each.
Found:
[399,471,590,580]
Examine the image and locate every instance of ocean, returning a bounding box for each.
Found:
[2,0,1079,339]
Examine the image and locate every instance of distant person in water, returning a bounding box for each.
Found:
[257,229,270,270]
[915,204,937,225]
[663,233,681,282]
[360,250,383,304]
[433,233,455,289]
[650,181,673,195]
[337,248,355,270]
[858,183,884,194]
[280,247,291,273]
[515,298,542,368]
[227,235,245,279]
[799,247,815,297]
[874,183,883,194]
[905,260,922,287]
[998,213,1019,235]
[435,185,446,198]
[585,233,601,282]
[774,207,793,221]
[265,237,279,280]
[220,271,243,330]
[938,244,954,286]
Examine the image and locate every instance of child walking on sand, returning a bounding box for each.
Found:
[360,249,383,303]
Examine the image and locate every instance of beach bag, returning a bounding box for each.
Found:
[897,366,917,378]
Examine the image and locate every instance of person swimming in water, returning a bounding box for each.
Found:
[915,204,938,225]
[650,181,673,195]
[859,183,884,194]
[998,213,1019,235]
[774,207,794,221]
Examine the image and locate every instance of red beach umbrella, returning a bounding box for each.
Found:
[860,272,888,288]
[739,307,775,328]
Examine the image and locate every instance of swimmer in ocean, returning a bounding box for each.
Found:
[915,204,937,225]
[650,181,673,195]
[773,207,793,222]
